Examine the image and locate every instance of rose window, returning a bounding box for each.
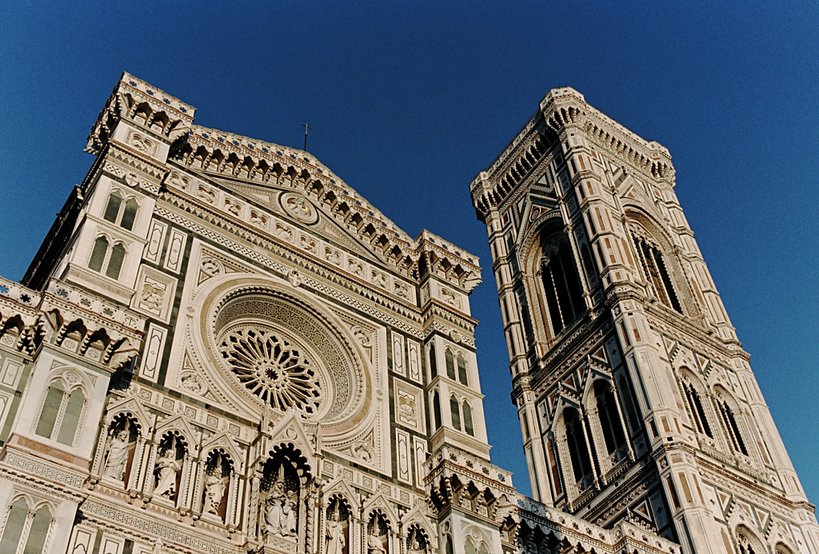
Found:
[219,327,321,414]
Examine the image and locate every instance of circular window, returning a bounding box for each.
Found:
[197,281,372,432]
[219,326,321,414]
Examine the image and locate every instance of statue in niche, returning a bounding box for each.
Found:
[153,437,182,500]
[367,520,387,554]
[103,422,131,481]
[407,528,427,553]
[204,452,228,516]
[265,464,298,537]
[204,472,226,514]
[325,499,347,554]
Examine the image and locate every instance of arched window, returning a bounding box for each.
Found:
[450,395,461,430]
[429,344,437,379]
[103,191,123,223]
[35,380,86,447]
[24,506,51,553]
[445,348,456,380]
[444,535,454,554]
[617,375,641,433]
[88,236,109,272]
[456,353,468,385]
[564,408,592,481]
[462,401,474,436]
[540,237,584,336]
[736,526,763,554]
[681,380,712,438]
[632,235,682,313]
[546,437,563,496]
[121,198,138,230]
[104,190,139,231]
[432,391,441,429]
[0,499,52,553]
[88,236,127,280]
[594,381,626,455]
[717,398,748,455]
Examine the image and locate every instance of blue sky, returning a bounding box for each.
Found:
[1,2,816,502]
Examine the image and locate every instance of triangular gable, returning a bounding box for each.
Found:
[362,491,400,530]
[268,410,318,476]
[104,396,151,434]
[201,431,244,473]
[322,476,361,513]
[207,177,384,265]
[154,414,199,455]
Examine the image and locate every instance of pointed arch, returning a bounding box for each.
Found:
[677,368,713,438]
[714,386,749,456]
[462,400,474,436]
[445,348,456,380]
[450,395,461,430]
[456,352,468,385]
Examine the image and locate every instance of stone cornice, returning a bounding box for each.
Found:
[86,72,195,155]
[471,86,677,221]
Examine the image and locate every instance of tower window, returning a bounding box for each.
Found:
[35,380,86,446]
[540,239,584,336]
[103,190,139,231]
[456,353,468,385]
[88,236,127,280]
[633,236,682,313]
[429,344,437,379]
[445,348,456,380]
[717,399,748,455]
[682,381,712,438]
[462,400,474,436]
[450,395,461,430]
[594,381,627,455]
[0,499,52,553]
[432,391,441,429]
[564,408,593,481]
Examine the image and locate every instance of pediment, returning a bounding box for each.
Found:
[204,176,385,265]
[362,491,400,528]
[201,431,244,472]
[267,411,318,476]
[323,477,361,513]
[104,396,151,433]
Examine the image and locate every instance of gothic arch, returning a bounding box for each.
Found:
[153,414,197,454]
[712,385,752,458]
[624,207,694,315]
[676,367,716,440]
[200,432,243,473]
[363,493,398,534]
[735,524,765,554]
[521,219,587,343]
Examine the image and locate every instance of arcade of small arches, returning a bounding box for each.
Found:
[79,408,435,553]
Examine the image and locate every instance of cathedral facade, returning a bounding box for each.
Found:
[0,73,811,554]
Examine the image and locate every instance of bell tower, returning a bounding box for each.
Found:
[471,88,819,554]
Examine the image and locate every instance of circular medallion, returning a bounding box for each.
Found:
[280,192,319,225]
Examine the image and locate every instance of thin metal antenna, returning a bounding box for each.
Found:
[302,122,311,151]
